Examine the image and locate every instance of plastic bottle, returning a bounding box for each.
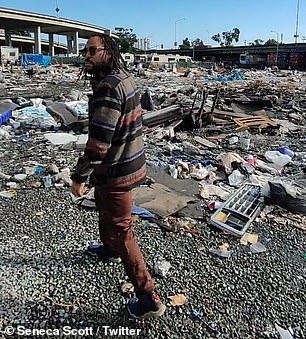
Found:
[42,175,53,188]
[240,131,251,151]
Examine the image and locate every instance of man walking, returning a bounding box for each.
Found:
[71,33,165,319]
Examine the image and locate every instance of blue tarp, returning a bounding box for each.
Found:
[132,205,155,218]
[0,110,12,127]
[22,54,51,67]
[204,71,244,82]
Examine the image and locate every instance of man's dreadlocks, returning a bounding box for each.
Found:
[89,33,126,72]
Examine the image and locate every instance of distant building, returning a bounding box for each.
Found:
[134,38,150,51]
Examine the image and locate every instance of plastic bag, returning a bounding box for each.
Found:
[265,151,291,167]
[154,259,171,277]
[269,181,306,215]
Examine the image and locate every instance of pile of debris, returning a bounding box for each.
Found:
[0,63,305,338]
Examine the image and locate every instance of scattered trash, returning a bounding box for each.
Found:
[239,131,251,151]
[13,173,27,181]
[120,281,134,295]
[42,175,53,189]
[0,190,17,198]
[211,184,263,236]
[248,242,267,254]
[0,58,305,338]
[275,324,294,339]
[276,147,295,158]
[209,243,233,258]
[265,151,292,168]
[269,181,306,215]
[154,259,171,277]
[34,167,45,175]
[240,232,259,245]
[207,200,223,211]
[44,132,78,146]
[131,205,155,219]
[168,294,187,307]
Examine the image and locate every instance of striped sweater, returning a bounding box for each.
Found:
[71,69,146,190]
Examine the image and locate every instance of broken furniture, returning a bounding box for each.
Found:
[46,102,88,132]
[183,89,219,130]
[142,105,182,127]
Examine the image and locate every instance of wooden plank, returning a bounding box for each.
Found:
[165,119,183,137]
[194,135,217,148]
[207,134,227,141]
[233,116,278,129]
[213,108,249,119]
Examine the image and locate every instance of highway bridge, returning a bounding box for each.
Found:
[147,43,306,69]
[0,7,116,56]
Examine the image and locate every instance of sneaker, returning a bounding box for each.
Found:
[127,291,166,319]
[87,243,122,263]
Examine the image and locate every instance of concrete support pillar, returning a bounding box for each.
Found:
[34,26,41,54]
[72,31,79,54]
[5,30,12,46]
[49,33,55,56]
[67,35,73,56]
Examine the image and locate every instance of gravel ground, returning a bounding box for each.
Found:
[0,134,306,338]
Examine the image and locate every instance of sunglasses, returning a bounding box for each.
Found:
[80,46,106,57]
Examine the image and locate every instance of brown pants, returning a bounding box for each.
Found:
[95,186,155,296]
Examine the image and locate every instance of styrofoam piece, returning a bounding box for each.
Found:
[44,132,77,145]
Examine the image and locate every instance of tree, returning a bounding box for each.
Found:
[264,39,278,46]
[249,39,264,46]
[211,28,240,46]
[179,38,192,49]
[192,38,205,47]
[178,37,204,49]
[114,27,138,53]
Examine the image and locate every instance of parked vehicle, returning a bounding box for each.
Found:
[147,53,192,67]
[0,46,19,65]
[121,53,135,65]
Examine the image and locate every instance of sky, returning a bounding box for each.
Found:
[0,0,305,49]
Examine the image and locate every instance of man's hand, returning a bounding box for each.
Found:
[72,181,86,197]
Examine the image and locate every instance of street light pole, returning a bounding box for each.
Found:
[174,18,185,48]
[294,0,300,44]
[206,30,210,45]
[271,30,279,67]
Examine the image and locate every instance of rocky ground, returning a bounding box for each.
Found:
[0,135,305,339]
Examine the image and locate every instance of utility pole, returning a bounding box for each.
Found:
[294,0,300,44]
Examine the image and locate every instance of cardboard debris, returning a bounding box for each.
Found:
[133,183,194,218]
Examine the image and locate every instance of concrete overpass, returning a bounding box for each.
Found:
[0,7,117,56]
[146,42,306,69]
[0,32,68,54]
